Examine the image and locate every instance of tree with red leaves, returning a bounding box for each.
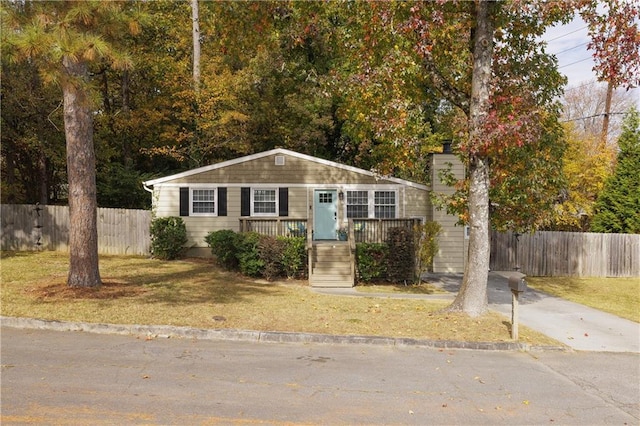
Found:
[581,0,640,143]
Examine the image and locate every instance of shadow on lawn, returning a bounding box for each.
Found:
[135,263,282,305]
[28,257,287,306]
[1,250,43,259]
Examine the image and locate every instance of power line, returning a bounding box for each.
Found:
[562,112,626,122]
[552,41,589,56]
[559,56,592,69]
[546,25,589,42]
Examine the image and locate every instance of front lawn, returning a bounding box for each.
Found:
[1,251,559,345]
[527,276,640,323]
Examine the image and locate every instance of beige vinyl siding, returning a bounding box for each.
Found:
[153,186,237,248]
[403,187,430,220]
[153,186,308,249]
[169,153,396,186]
[430,154,466,273]
[287,187,308,218]
[148,150,467,266]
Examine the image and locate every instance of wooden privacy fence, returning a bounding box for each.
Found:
[1,204,151,255]
[490,230,640,277]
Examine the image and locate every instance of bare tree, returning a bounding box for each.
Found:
[563,81,637,144]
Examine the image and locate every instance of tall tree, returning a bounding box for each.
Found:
[0,59,67,204]
[562,81,637,143]
[4,1,141,287]
[191,0,201,92]
[549,123,615,231]
[581,0,640,144]
[546,82,635,231]
[399,1,571,316]
[591,107,640,234]
[445,0,494,316]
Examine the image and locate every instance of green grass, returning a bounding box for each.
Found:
[527,276,640,323]
[1,251,560,345]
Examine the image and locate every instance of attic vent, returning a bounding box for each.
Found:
[275,155,285,166]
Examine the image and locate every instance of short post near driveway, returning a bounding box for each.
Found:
[508,273,527,340]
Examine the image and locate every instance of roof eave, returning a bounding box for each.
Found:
[143,148,428,190]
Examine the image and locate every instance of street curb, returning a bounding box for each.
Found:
[1,316,565,352]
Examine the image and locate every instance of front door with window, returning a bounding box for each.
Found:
[313,189,337,240]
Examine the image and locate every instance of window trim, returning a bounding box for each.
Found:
[373,190,397,219]
[189,187,217,216]
[346,190,369,219]
[251,187,279,217]
[344,188,398,219]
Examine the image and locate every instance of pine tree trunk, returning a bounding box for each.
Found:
[446,0,493,317]
[63,57,102,288]
[121,70,132,167]
[38,147,48,204]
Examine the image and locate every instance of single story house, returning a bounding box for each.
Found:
[143,148,466,286]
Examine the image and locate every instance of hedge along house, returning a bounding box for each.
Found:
[143,148,466,287]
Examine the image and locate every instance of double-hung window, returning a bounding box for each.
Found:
[374,191,396,218]
[346,190,369,218]
[252,188,277,216]
[191,188,216,216]
[345,189,397,219]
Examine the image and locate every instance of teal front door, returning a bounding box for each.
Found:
[313,189,337,240]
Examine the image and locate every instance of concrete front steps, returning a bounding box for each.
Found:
[309,242,354,288]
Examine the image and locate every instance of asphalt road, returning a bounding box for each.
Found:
[2,327,638,425]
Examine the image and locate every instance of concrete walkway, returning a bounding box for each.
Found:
[425,272,640,353]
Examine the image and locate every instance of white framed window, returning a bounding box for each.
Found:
[190,188,216,216]
[252,188,278,216]
[345,189,397,219]
[374,190,396,218]
[346,190,369,218]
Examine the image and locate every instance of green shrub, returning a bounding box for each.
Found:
[237,232,264,277]
[387,227,415,283]
[414,221,441,276]
[204,230,308,280]
[204,230,240,270]
[279,236,307,279]
[355,243,388,282]
[258,235,285,280]
[150,217,188,260]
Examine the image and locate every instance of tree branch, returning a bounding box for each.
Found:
[421,56,470,115]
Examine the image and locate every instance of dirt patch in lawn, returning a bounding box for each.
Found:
[28,280,150,300]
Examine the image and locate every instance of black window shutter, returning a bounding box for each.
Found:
[218,187,227,216]
[179,187,189,216]
[279,187,288,217]
[241,187,251,217]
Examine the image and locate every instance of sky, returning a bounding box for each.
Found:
[543,16,640,106]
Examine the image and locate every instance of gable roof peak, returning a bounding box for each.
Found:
[143,148,427,189]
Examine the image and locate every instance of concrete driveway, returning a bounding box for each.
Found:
[429,272,640,353]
